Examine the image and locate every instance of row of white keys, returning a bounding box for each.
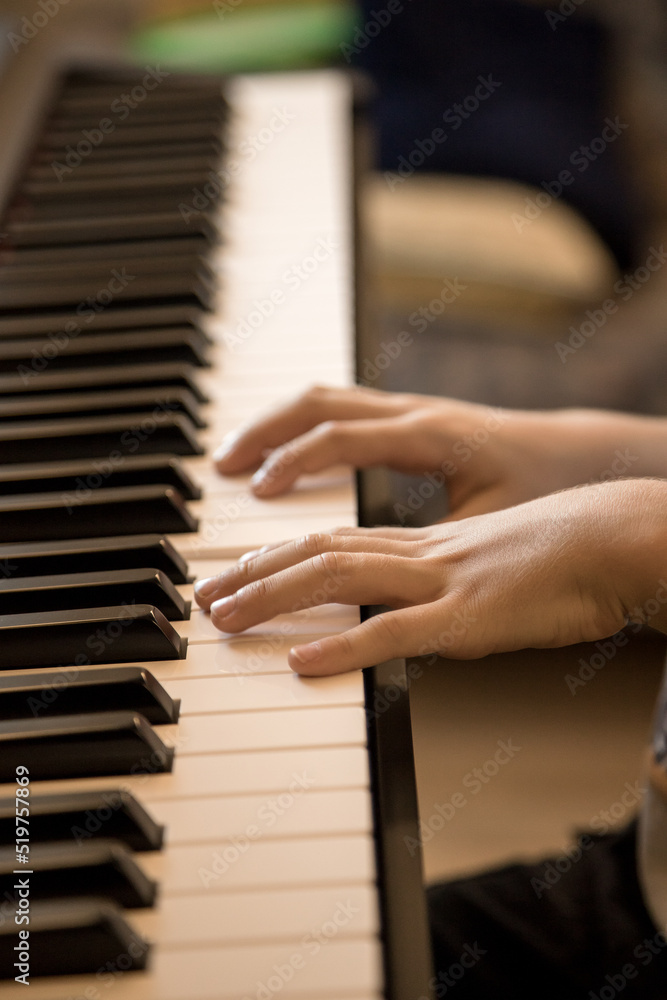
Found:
[2,73,383,1000]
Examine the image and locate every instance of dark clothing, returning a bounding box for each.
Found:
[427,822,667,999]
[352,0,640,268]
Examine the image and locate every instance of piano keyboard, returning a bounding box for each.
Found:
[0,37,432,1000]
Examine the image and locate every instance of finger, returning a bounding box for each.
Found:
[212,385,410,474]
[194,530,426,610]
[207,552,438,633]
[248,415,435,497]
[236,525,429,562]
[332,525,433,541]
[287,602,455,675]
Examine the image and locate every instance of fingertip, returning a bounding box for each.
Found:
[250,467,291,497]
[288,641,331,675]
[193,576,219,610]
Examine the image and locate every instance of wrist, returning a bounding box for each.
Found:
[602,479,667,632]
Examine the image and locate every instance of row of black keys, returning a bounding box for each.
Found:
[0,69,225,669]
[0,68,229,977]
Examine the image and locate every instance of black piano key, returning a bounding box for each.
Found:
[0,412,203,462]
[49,99,227,127]
[0,301,210,337]
[0,360,207,400]
[0,710,174,780]
[0,568,190,621]
[0,387,206,428]
[0,329,210,371]
[0,899,149,978]
[10,191,219,222]
[6,209,216,246]
[0,485,198,539]
[0,788,164,851]
[0,605,187,669]
[1,252,214,285]
[0,272,215,311]
[46,104,226,129]
[0,534,189,584]
[41,117,226,150]
[32,137,223,166]
[55,87,226,114]
[0,666,180,724]
[0,841,157,908]
[0,235,212,267]
[59,66,226,92]
[0,454,202,500]
[26,152,222,184]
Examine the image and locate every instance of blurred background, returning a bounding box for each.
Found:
[8,0,667,886]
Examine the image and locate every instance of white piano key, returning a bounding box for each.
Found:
[152,788,373,843]
[4,634,338,682]
[2,940,382,1000]
[180,471,354,512]
[162,670,365,713]
[140,833,376,893]
[162,705,367,750]
[187,486,355,521]
[171,512,356,559]
[1,745,369,803]
[159,706,366,755]
[132,884,379,946]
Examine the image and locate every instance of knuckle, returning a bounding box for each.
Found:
[303,384,331,409]
[234,559,255,587]
[368,613,404,645]
[315,549,345,578]
[314,419,345,445]
[298,532,331,559]
[329,630,355,660]
[242,575,271,603]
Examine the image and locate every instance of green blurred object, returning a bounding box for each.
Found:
[129,2,358,72]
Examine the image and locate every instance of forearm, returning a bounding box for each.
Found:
[609,478,667,634]
[550,409,667,483]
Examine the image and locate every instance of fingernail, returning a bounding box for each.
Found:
[213,433,240,463]
[238,549,259,563]
[250,469,270,494]
[211,594,237,618]
[290,641,322,664]
[194,577,218,599]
